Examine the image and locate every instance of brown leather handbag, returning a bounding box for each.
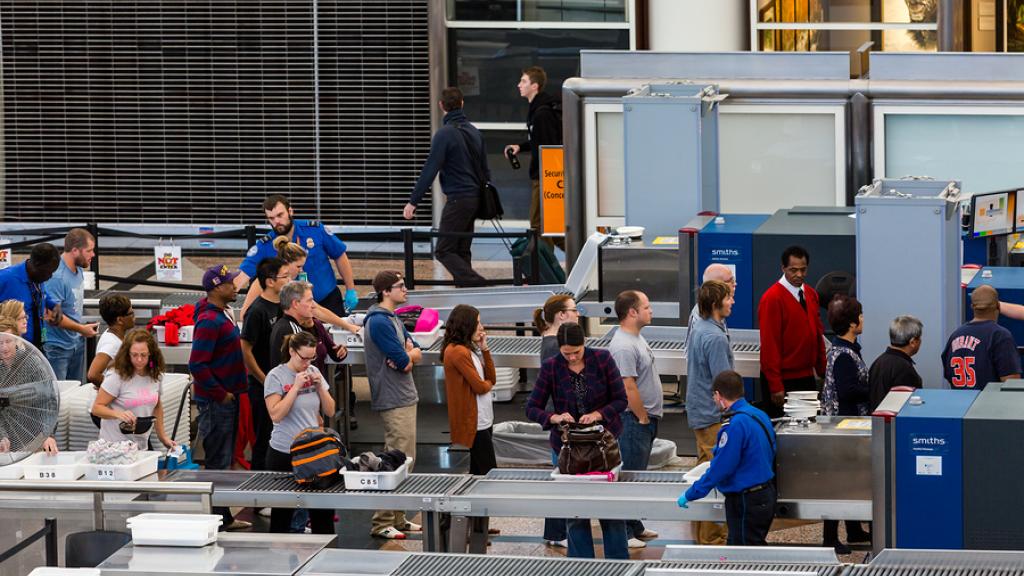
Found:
[557,422,622,475]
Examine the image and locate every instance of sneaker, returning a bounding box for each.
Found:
[627,537,647,549]
[545,539,568,548]
[304,526,312,534]
[846,530,872,543]
[372,526,407,540]
[399,521,422,533]
[825,541,851,555]
[258,507,272,518]
[224,519,252,531]
[636,528,659,541]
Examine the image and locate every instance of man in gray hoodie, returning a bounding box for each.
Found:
[686,279,735,545]
[364,270,422,539]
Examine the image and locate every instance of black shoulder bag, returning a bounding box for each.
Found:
[454,123,504,221]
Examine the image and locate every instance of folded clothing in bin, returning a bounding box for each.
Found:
[354,449,407,472]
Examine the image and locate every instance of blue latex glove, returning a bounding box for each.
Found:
[677,493,689,508]
[344,288,359,312]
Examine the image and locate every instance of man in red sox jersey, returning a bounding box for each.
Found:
[941,285,1020,389]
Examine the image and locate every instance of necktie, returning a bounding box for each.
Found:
[798,289,807,311]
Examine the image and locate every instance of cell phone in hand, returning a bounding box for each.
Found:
[506,148,520,170]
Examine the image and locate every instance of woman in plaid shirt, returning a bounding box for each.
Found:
[527,322,628,559]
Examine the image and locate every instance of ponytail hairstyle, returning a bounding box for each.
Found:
[272,235,307,265]
[533,294,575,334]
[440,304,480,362]
[280,330,319,364]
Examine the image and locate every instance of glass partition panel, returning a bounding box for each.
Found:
[596,110,624,218]
[719,107,843,212]
[448,0,627,22]
[448,28,629,123]
[883,112,1024,194]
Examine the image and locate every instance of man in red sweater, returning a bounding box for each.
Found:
[757,246,826,418]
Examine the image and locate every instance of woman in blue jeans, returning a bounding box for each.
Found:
[527,322,629,559]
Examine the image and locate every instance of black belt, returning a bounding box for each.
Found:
[724,482,771,496]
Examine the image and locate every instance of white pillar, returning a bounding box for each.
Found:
[647,0,748,52]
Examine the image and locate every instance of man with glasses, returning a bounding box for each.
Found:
[364,270,423,540]
[240,257,288,471]
[608,290,662,549]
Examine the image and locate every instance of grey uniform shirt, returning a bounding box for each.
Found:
[264,364,328,453]
[608,329,664,418]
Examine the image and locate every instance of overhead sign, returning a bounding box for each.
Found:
[539,146,565,237]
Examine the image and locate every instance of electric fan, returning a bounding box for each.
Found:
[0,333,59,466]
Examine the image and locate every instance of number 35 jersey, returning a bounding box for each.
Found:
[941,319,1021,390]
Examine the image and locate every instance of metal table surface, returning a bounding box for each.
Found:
[299,549,645,576]
[98,532,334,576]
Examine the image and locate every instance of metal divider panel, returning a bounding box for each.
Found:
[393,553,644,576]
[651,563,844,576]
[234,472,466,495]
[618,470,687,483]
[483,469,552,481]
[871,549,1024,570]
[480,469,687,483]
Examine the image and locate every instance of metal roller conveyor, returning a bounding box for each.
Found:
[345,325,761,378]
[299,549,645,576]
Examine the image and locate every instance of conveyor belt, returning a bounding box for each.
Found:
[236,472,464,496]
[481,468,687,483]
[651,563,844,576]
[392,553,644,576]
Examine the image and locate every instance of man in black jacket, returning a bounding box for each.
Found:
[404,87,489,287]
[505,66,563,249]
[868,314,924,410]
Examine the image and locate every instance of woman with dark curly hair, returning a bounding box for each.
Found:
[442,304,496,474]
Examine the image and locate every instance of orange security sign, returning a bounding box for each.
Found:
[540,146,565,236]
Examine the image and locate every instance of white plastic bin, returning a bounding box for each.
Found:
[20,451,86,480]
[683,461,711,484]
[153,325,194,344]
[341,457,411,491]
[551,463,622,482]
[411,325,441,348]
[0,452,32,479]
[83,451,161,481]
[127,513,222,547]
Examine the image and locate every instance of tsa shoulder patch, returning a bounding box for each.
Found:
[718,431,729,449]
[246,245,259,257]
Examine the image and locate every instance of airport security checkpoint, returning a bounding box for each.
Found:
[4,42,1024,576]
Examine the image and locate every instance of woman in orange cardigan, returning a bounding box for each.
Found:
[441,304,497,474]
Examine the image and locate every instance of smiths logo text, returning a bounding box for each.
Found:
[711,248,739,257]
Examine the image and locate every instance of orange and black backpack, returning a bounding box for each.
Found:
[290,427,346,488]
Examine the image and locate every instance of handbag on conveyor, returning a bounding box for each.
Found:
[557,422,621,476]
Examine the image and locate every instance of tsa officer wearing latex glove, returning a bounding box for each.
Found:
[678,370,777,546]
[237,194,361,321]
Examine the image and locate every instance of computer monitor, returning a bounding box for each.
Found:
[971,191,1015,238]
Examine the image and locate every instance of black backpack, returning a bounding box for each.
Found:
[290,427,346,488]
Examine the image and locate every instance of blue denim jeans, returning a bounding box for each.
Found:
[567,518,629,559]
[543,450,567,541]
[619,411,659,537]
[45,340,85,383]
[197,397,239,526]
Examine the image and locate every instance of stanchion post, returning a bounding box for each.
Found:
[245,224,257,249]
[44,518,57,567]
[402,228,416,290]
[529,229,541,285]
[87,222,100,278]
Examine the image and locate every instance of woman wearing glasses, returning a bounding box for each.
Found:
[531,293,579,547]
[91,329,175,451]
[264,330,337,534]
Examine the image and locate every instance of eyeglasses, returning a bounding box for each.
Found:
[390,282,407,291]
[297,352,317,362]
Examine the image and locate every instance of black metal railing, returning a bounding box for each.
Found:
[0,223,544,292]
[0,518,57,567]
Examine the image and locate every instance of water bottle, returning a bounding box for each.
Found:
[297,271,308,283]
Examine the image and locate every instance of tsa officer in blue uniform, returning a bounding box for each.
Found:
[236,194,360,324]
[678,370,777,546]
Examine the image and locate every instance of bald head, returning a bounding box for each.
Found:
[971,284,999,321]
[702,264,736,292]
